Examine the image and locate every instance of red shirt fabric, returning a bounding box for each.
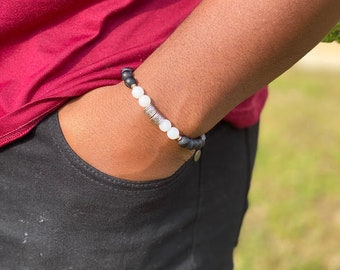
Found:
[0,0,267,147]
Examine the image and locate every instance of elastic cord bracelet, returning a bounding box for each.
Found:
[121,68,206,151]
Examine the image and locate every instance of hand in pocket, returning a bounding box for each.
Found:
[58,84,194,181]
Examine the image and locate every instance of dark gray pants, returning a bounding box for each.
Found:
[0,112,258,270]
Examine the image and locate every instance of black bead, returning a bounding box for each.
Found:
[121,67,134,75]
[122,72,133,81]
[121,72,133,81]
[124,77,137,88]
[178,135,206,150]
[121,67,134,81]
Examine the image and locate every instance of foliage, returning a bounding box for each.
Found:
[322,22,340,43]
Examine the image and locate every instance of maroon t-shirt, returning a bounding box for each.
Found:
[0,0,267,147]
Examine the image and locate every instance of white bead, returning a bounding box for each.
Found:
[167,127,180,140]
[132,86,144,99]
[159,119,172,132]
[138,95,151,107]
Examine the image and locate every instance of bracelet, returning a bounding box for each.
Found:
[121,68,206,151]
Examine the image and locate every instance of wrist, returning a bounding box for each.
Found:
[58,84,194,181]
[121,68,206,151]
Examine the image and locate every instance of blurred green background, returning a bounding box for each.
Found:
[234,43,340,270]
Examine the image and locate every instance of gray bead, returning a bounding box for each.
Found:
[178,136,190,147]
[187,140,196,150]
[192,140,202,150]
[178,135,206,150]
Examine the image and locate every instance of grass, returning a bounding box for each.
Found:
[234,67,340,270]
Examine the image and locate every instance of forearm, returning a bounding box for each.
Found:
[59,0,339,180]
[134,0,340,136]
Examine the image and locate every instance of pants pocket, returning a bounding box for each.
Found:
[0,111,201,270]
[48,111,197,193]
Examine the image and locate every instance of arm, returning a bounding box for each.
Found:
[136,0,340,136]
[59,0,340,180]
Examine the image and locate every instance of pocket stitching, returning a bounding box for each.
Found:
[48,113,194,193]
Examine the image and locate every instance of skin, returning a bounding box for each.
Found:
[59,0,340,181]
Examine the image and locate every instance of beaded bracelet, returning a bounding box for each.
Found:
[121,68,206,151]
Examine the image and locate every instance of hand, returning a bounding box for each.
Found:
[58,84,194,181]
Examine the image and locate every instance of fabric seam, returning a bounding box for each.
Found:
[48,113,193,194]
